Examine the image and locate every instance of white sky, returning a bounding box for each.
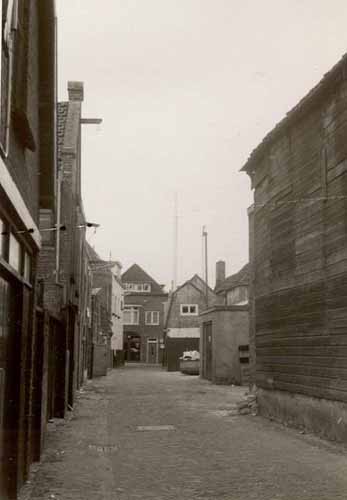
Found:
[57,0,347,288]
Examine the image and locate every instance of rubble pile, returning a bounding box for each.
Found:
[237,392,258,416]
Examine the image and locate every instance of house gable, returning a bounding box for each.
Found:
[166,277,219,330]
[215,263,250,295]
[122,263,165,295]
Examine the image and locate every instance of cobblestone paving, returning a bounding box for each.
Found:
[20,365,347,500]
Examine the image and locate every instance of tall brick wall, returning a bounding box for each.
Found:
[7,0,41,221]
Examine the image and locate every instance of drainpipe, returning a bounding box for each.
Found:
[55,167,62,283]
[202,226,209,308]
[54,15,59,283]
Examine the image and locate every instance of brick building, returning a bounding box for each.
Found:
[164,274,218,371]
[122,264,168,363]
[37,81,93,416]
[242,52,347,442]
[0,1,57,498]
[86,243,124,377]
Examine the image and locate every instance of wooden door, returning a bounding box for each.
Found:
[0,278,10,499]
[0,277,10,498]
[203,322,213,380]
[147,339,158,364]
[31,311,44,462]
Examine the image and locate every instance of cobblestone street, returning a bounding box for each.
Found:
[20,365,347,500]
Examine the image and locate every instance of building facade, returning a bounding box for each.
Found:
[200,262,250,385]
[38,81,93,425]
[164,274,218,371]
[86,243,123,376]
[215,261,250,306]
[122,264,167,364]
[0,1,57,498]
[242,53,347,442]
[110,261,124,366]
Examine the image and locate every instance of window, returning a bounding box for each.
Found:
[124,283,151,293]
[4,1,18,47]
[23,251,31,282]
[0,218,7,258]
[145,311,159,325]
[123,306,139,325]
[180,304,199,316]
[9,233,21,272]
[0,0,17,154]
[239,345,250,364]
[0,277,9,339]
[227,286,248,306]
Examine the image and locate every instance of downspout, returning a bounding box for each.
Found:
[55,167,62,282]
[54,14,60,283]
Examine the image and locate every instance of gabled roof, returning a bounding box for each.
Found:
[86,242,117,272]
[164,274,218,328]
[121,263,166,295]
[241,52,347,174]
[173,274,212,297]
[189,274,215,295]
[215,263,250,294]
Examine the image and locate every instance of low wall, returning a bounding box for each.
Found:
[258,388,347,443]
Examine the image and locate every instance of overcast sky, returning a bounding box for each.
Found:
[57,0,347,288]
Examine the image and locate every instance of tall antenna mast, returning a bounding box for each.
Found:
[202,225,208,308]
[173,192,178,291]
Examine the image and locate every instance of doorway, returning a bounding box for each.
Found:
[202,321,213,380]
[0,275,23,499]
[147,338,158,364]
[126,335,141,362]
[0,276,9,498]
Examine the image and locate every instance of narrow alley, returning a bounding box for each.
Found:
[20,366,347,500]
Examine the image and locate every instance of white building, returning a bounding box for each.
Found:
[111,261,124,360]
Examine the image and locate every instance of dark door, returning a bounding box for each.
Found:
[67,307,76,408]
[47,319,56,420]
[147,339,158,364]
[0,277,10,499]
[31,311,44,462]
[126,335,141,362]
[0,276,23,499]
[203,321,213,380]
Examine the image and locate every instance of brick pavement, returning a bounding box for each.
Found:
[20,365,347,500]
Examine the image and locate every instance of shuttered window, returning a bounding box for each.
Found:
[0,0,18,154]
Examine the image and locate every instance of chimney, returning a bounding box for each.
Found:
[68,81,84,102]
[215,260,226,289]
